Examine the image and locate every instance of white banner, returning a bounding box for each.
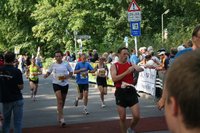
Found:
[136,68,157,96]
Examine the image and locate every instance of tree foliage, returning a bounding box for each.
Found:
[0,0,200,56]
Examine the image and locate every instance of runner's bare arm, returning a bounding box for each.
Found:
[157,85,167,110]
[132,64,144,72]
[66,71,73,79]
[89,69,96,73]
[74,68,86,74]
[25,66,30,78]
[44,72,51,78]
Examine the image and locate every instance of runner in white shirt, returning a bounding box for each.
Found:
[44,50,73,127]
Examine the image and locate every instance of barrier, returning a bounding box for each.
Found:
[136,68,157,96]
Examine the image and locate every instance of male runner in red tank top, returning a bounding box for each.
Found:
[110,47,143,133]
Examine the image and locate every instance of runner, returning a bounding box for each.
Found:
[74,53,96,115]
[94,56,109,108]
[26,57,42,101]
[44,50,73,127]
[110,47,143,133]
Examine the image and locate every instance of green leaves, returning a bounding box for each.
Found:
[0,0,200,56]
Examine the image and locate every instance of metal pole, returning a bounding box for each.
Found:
[134,36,138,56]
[74,36,77,52]
[74,31,77,53]
[80,39,83,53]
[161,9,169,43]
[125,42,128,48]
[161,14,164,42]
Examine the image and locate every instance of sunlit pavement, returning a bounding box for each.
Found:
[11,75,169,132]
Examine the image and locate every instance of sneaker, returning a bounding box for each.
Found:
[127,128,135,133]
[33,96,36,102]
[30,90,33,98]
[74,98,78,107]
[83,108,89,115]
[101,104,106,108]
[59,118,66,128]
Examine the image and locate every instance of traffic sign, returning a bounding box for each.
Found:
[128,0,140,12]
[14,46,20,54]
[124,36,128,43]
[76,35,91,40]
[130,21,141,36]
[128,11,141,22]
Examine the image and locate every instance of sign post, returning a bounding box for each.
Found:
[124,36,129,48]
[76,35,91,53]
[128,0,141,56]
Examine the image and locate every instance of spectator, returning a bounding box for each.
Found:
[138,46,147,62]
[87,50,93,62]
[0,51,24,133]
[13,58,19,69]
[167,48,178,68]
[107,51,113,63]
[130,49,139,65]
[35,54,43,68]
[164,49,200,133]
[77,52,82,62]
[71,52,76,62]
[0,54,4,66]
[156,51,168,71]
[63,51,71,62]
[158,24,200,110]
[144,54,158,68]
[90,49,99,63]
[111,52,119,64]
[183,40,193,48]
[177,45,185,52]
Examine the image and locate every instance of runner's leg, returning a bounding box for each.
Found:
[117,105,126,133]
[98,85,104,104]
[55,90,64,121]
[130,103,140,129]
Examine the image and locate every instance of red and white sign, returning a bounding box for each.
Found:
[128,0,140,12]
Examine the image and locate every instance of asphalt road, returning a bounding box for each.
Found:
[1,75,169,133]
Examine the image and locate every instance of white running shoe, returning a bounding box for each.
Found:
[83,108,89,115]
[101,104,106,108]
[59,118,66,128]
[127,128,135,133]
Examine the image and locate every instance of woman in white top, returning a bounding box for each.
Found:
[44,50,73,127]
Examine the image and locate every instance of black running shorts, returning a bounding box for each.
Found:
[78,84,89,93]
[114,87,139,108]
[53,84,69,94]
[29,78,39,84]
[96,76,107,87]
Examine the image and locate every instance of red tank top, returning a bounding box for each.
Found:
[114,62,135,88]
